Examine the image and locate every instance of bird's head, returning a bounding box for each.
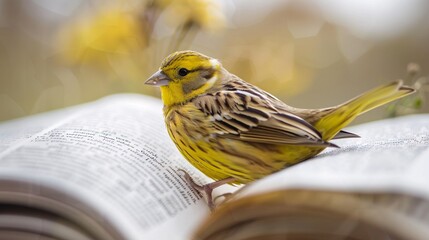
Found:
[145,50,223,107]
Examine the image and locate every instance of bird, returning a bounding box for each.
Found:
[145,50,415,209]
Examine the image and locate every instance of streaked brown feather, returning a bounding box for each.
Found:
[192,76,335,147]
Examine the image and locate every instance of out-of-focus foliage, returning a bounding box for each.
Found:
[387,63,429,117]
[58,5,145,65]
[0,0,428,122]
[226,40,312,97]
[58,0,225,67]
[53,0,227,98]
[159,0,226,31]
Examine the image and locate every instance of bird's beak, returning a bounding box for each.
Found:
[145,70,171,87]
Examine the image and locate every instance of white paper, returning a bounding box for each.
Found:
[0,106,79,153]
[241,115,429,200]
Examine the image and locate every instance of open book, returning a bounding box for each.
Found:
[0,94,428,240]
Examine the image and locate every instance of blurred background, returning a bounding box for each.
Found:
[1,0,428,123]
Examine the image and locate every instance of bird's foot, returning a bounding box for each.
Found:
[178,169,235,211]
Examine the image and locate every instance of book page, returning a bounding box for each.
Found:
[0,106,80,153]
[241,114,429,202]
[194,190,429,240]
[0,205,93,240]
[0,94,219,240]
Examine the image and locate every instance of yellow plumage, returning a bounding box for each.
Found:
[145,50,414,189]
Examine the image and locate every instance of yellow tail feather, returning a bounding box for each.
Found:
[315,80,415,140]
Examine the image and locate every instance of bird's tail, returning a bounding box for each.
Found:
[314,80,415,140]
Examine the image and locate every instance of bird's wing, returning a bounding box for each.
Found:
[193,90,335,147]
[332,130,360,139]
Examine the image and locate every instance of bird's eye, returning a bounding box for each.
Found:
[178,68,189,77]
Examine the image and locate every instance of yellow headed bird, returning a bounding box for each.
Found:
[145,51,415,209]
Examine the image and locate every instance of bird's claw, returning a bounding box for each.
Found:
[178,169,235,211]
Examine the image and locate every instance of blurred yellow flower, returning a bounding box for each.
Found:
[160,0,225,31]
[56,0,226,88]
[58,6,145,65]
